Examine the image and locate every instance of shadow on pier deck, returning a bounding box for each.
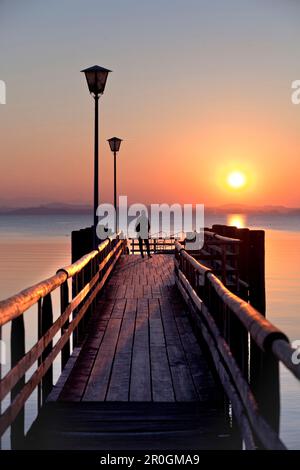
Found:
[25,255,234,450]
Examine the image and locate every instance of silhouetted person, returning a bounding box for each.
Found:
[135,210,152,259]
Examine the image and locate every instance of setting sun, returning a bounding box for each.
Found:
[227,171,246,189]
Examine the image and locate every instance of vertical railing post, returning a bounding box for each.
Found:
[228,312,248,378]
[37,298,42,410]
[10,315,25,449]
[249,230,266,314]
[250,345,280,444]
[60,280,70,370]
[77,268,85,343]
[72,272,79,348]
[221,244,226,285]
[81,265,87,334]
[86,256,95,323]
[262,352,280,432]
[91,255,96,316]
[41,293,53,403]
[236,228,250,299]
[248,229,267,442]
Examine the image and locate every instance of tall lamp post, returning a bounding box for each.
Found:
[107,137,122,232]
[81,65,111,232]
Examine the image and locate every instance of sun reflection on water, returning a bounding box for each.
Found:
[227,214,246,229]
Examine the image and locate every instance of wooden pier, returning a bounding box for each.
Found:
[56,256,215,403]
[0,228,300,450]
[24,255,232,450]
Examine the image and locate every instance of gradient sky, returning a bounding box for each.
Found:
[1,0,300,207]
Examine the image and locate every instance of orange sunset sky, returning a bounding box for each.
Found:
[0,0,300,208]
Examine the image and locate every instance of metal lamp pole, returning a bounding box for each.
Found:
[113,149,117,230]
[94,94,99,229]
[81,65,111,241]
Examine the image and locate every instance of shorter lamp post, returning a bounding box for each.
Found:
[107,137,123,232]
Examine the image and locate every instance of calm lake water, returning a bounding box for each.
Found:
[0,213,299,449]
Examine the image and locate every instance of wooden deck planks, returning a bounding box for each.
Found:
[23,255,234,451]
[58,255,217,404]
[149,298,174,401]
[25,402,236,450]
[106,300,137,401]
[172,301,217,401]
[58,300,115,401]
[83,317,122,401]
[130,298,151,401]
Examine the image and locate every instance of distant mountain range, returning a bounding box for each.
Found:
[0,203,92,215]
[0,202,299,215]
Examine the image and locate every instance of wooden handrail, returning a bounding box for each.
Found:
[207,272,289,352]
[175,241,293,355]
[175,241,293,357]
[0,272,67,327]
[175,241,211,275]
[204,230,241,244]
[176,266,286,449]
[57,249,99,278]
[0,236,126,443]
[175,241,300,449]
[0,238,117,327]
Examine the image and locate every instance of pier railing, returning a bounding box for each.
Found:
[1,231,298,450]
[0,235,126,446]
[186,230,241,290]
[175,241,300,450]
[128,227,264,314]
[128,236,181,254]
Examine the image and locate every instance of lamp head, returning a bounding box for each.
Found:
[81,65,111,96]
